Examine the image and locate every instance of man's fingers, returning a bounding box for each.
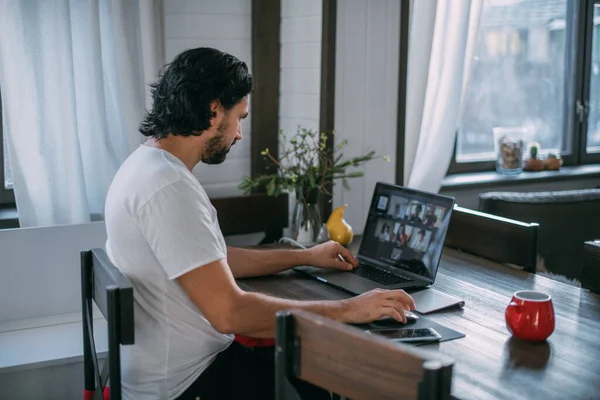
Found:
[379,307,405,323]
[328,249,352,270]
[336,244,358,266]
[334,260,354,270]
[381,301,408,322]
[379,289,416,310]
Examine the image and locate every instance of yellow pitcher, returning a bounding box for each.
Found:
[326,204,353,246]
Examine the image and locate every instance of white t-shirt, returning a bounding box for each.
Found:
[104,144,232,400]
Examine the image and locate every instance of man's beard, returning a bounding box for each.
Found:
[201,119,236,165]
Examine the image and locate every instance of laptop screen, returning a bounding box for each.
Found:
[357,182,455,282]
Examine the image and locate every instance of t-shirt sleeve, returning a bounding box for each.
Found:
[136,179,227,280]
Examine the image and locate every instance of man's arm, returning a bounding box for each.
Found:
[227,241,358,278]
[226,247,311,278]
[178,258,415,338]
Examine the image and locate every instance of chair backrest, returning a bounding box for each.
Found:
[479,189,600,280]
[275,310,454,400]
[445,205,538,273]
[211,193,288,243]
[582,240,600,294]
[81,248,134,400]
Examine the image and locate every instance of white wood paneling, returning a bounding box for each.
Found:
[163,15,250,39]
[164,0,251,15]
[281,0,323,17]
[163,0,252,197]
[165,38,251,65]
[279,0,322,231]
[280,43,322,69]
[279,0,322,134]
[280,69,321,94]
[333,0,400,234]
[280,93,321,120]
[281,16,322,44]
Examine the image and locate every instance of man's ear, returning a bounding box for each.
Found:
[209,100,222,128]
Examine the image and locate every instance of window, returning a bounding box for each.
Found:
[3,134,11,188]
[451,0,600,174]
[586,2,600,154]
[0,88,15,205]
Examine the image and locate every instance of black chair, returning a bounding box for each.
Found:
[212,193,289,243]
[582,240,600,294]
[479,189,600,280]
[446,205,539,273]
[81,248,134,400]
[275,309,454,400]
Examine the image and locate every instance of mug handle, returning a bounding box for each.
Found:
[507,301,522,314]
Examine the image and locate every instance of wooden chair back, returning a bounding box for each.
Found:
[275,310,454,400]
[445,205,538,273]
[81,248,134,400]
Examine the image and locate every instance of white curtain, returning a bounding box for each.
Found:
[0,0,164,227]
[404,0,482,192]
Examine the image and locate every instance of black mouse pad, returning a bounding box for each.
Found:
[353,315,465,345]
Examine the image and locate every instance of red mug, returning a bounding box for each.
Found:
[505,290,555,342]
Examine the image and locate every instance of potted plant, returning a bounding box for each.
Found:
[238,127,388,245]
[543,153,563,171]
[524,142,544,172]
[524,142,563,172]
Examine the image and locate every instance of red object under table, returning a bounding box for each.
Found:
[235,335,275,347]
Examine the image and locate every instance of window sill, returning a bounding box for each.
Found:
[0,205,18,229]
[0,311,106,374]
[442,164,600,190]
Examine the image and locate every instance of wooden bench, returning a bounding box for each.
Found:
[445,205,538,274]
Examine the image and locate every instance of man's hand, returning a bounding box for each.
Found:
[305,240,359,271]
[338,288,416,324]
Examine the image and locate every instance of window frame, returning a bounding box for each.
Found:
[0,87,15,206]
[580,0,600,164]
[449,0,600,175]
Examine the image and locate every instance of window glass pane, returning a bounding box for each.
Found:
[587,4,600,153]
[3,132,11,190]
[457,0,568,162]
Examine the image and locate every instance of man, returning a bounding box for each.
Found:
[105,48,415,400]
[423,205,437,227]
[409,203,424,223]
[411,229,429,252]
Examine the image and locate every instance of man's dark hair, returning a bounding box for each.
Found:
[139,47,253,139]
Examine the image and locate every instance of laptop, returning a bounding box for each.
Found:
[294,182,455,295]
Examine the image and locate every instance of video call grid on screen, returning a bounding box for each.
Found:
[360,184,453,280]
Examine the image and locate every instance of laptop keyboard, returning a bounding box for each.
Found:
[352,264,413,286]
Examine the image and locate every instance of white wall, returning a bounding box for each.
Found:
[333,0,400,234]
[279,0,323,229]
[163,0,252,198]
[279,0,322,136]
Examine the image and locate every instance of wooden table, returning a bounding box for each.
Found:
[239,247,600,400]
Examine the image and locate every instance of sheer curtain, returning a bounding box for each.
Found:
[0,0,163,227]
[404,0,482,192]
